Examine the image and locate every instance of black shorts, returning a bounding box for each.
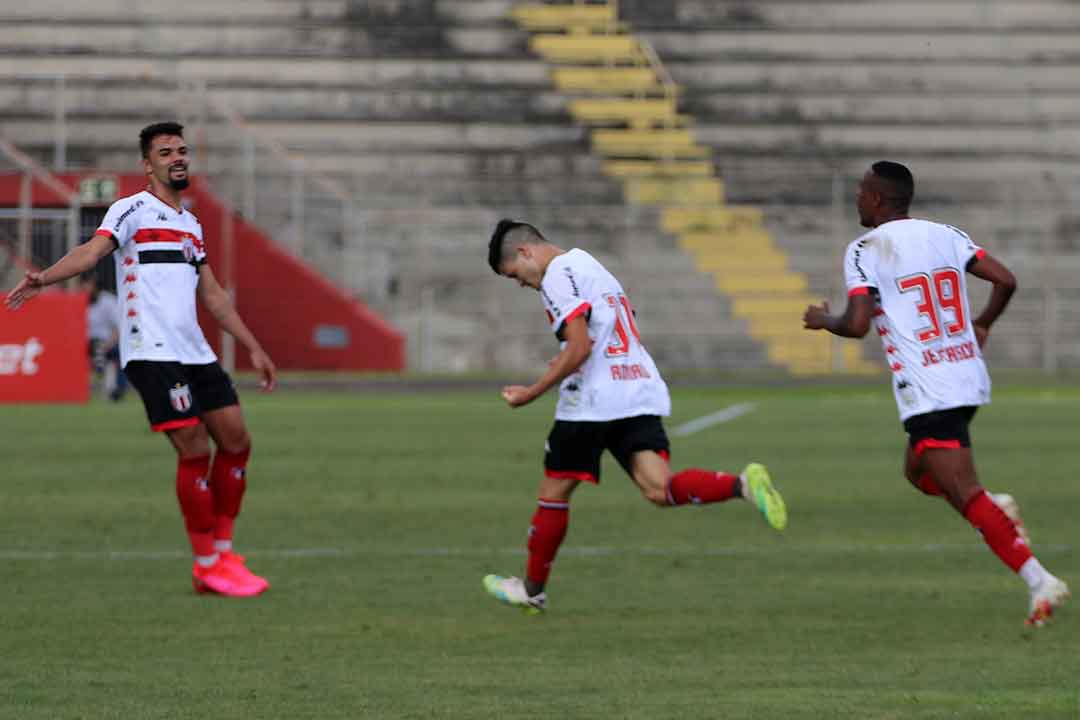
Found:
[903,406,977,456]
[125,360,239,432]
[544,415,670,484]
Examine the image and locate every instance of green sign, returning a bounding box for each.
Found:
[79,176,118,205]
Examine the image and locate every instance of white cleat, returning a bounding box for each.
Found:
[991,493,1030,546]
[1026,576,1070,628]
[482,574,547,615]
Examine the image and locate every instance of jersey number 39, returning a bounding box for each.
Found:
[897,268,965,343]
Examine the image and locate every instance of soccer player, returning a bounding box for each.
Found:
[482,219,787,613]
[803,161,1069,626]
[5,122,275,597]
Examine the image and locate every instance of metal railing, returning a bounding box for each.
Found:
[0,136,81,290]
[3,71,1080,373]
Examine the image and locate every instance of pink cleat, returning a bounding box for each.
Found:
[192,557,265,597]
[220,551,270,594]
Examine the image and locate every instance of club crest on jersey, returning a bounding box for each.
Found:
[181,237,196,262]
[169,383,193,412]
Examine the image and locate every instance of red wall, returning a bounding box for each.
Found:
[0,172,404,371]
[0,292,89,403]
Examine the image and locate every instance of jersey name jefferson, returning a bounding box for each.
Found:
[844,218,991,421]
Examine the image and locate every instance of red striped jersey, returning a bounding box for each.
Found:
[843,218,991,421]
[540,249,670,421]
[95,190,216,367]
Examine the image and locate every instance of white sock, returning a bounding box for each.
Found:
[1019,557,1051,591]
[213,539,232,553]
[195,553,220,568]
[739,474,750,500]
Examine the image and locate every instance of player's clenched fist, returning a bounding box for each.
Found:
[501,385,533,408]
[803,301,830,330]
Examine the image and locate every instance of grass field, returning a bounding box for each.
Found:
[2,382,1078,719]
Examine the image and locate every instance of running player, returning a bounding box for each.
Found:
[5,122,274,597]
[803,161,1069,626]
[482,219,787,613]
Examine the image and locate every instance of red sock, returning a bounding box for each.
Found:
[526,498,570,587]
[176,455,214,557]
[962,490,1032,572]
[917,473,944,497]
[666,469,740,505]
[211,446,250,542]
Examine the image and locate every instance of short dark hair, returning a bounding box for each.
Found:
[871,160,914,211]
[139,121,185,158]
[487,219,545,274]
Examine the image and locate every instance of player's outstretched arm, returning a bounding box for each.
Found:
[803,293,875,338]
[196,264,277,391]
[4,234,114,311]
[502,315,591,408]
[967,253,1017,348]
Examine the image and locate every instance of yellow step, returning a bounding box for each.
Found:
[553,67,659,93]
[593,129,709,158]
[512,4,619,32]
[531,34,641,64]
[716,273,808,294]
[625,178,724,206]
[604,160,713,178]
[692,252,790,272]
[570,98,679,126]
[733,295,817,318]
[662,207,764,234]
[678,229,774,252]
[767,340,834,363]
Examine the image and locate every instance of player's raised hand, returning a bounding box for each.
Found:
[4,270,47,311]
[251,349,277,392]
[803,301,830,330]
[501,385,533,408]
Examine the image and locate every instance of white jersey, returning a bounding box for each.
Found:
[539,249,671,421]
[95,190,216,368]
[843,218,991,421]
[86,291,120,343]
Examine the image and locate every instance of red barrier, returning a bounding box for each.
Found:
[0,172,405,372]
[0,292,89,403]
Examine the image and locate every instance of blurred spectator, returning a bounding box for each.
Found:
[81,273,127,401]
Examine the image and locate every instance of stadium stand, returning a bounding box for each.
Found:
[1,0,1078,371]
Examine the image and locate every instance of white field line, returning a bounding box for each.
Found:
[0,543,1069,561]
[671,402,758,437]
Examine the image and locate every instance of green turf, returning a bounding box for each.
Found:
[2,384,1078,719]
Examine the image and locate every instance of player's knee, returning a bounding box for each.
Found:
[171,425,211,459]
[219,429,251,455]
[642,485,669,507]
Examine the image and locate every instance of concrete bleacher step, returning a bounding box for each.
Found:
[0,22,533,59]
[0,81,579,124]
[0,56,552,88]
[681,91,1080,126]
[664,60,1080,93]
[619,1,1080,32]
[640,29,1080,62]
[0,117,587,153]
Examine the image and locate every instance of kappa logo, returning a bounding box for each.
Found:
[169,383,193,412]
[157,213,168,222]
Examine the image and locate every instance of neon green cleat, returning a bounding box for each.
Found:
[482,574,546,615]
[743,462,787,531]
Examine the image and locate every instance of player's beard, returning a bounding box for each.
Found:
[169,176,190,191]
